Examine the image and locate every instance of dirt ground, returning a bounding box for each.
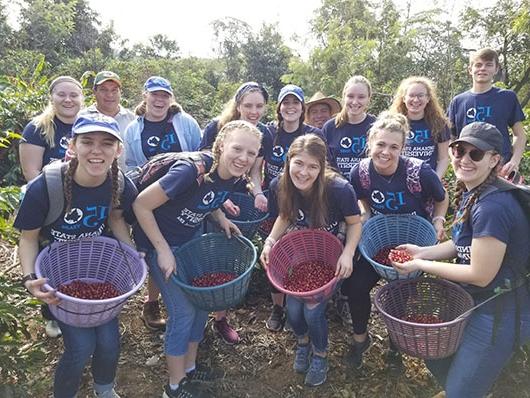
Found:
[3,243,530,398]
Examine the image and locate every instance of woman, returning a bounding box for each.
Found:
[19,76,84,182]
[15,114,138,398]
[260,134,362,386]
[199,82,272,344]
[263,84,327,332]
[132,120,262,398]
[124,76,202,331]
[390,76,451,179]
[323,75,376,179]
[393,122,530,397]
[346,111,448,371]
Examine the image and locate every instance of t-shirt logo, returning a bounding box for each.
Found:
[272,145,284,158]
[340,137,352,149]
[297,209,305,222]
[407,130,415,140]
[59,136,70,149]
[371,190,385,204]
[147,136,160,147]
[202,191,215,206]
[64,208,83,224]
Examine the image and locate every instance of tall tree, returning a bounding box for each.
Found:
[211,17,251,81]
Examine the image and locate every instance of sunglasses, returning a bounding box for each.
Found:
[451,143,486,162]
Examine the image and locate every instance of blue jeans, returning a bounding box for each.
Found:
[54,318,120,398]
[426,303,530,398]
[146,249,208,356]
[286,295,328,353]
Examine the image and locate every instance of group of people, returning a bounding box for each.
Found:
[15,46,529,398]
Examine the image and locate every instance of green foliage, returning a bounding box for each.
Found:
[0,185,20,244]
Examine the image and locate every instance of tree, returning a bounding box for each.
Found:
[0,0,13,56]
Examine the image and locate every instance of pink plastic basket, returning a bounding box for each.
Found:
[35,237,147,328]
[266,230,343,304]
[374,277,474,359]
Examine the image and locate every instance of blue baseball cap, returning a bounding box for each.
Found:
[72,114,123,142]
[144,76,173,94]
[278,84,304,104]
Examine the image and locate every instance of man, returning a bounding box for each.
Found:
[304,91,341,129]
[448,48,526,179]
[82,71,135,170]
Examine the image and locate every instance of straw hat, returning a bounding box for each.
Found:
[305,91,341,115]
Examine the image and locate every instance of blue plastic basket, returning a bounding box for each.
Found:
[225,192,269,240]
[171,233,257,311]
[359,214,437,281]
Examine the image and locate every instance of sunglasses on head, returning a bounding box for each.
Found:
[451,143,486,162]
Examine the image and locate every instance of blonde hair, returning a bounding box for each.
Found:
[366,111,409,156]
[34,76,83,147]
[389,76,450,140]
[218,85,268,130]
[335,75,372,128]
[207,120,262,187]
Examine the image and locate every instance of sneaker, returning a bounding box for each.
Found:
[293,344,311,374]
[187,363,225,381]
[345,335,371,369]
[335,296,353,326]
[142,301,167,331]
[213,318,240,345]
[385,349,405,375]
[304,355,329,387]
[265,305,285,332]
[94,389,120,398]
[162,378,209,398]
[283,318,292,332]
[45,320,62,338]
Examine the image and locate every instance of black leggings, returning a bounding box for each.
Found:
[342,255,380,335]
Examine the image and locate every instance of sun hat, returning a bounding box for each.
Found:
[305,91,341,115]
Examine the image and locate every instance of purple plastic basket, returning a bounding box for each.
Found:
[374,278,474,359]
[35,237,147,328]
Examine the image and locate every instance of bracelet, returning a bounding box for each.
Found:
[21,273,37,289]
[264,237,276,247]
[432,216,445,224]
[254,192,265,198]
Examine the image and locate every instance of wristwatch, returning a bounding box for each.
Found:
[21,273,37,289]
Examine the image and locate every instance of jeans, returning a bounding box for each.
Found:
[426,300,530,398]
[54,318,120,398]
[286,295,328,353]
[146,249,208,356]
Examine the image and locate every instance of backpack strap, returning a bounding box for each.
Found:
[358,158,371,190]
[404,157,423,194]
[43,161,68,226]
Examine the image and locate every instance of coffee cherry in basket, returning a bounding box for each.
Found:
[284,261,334,292]
[404,314,444,324]
[58,280,122,300]
[191,272,237,287]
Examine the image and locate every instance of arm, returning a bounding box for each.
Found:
[209,208,241,238]
[259,215,291,268]
[358,199,371,224]
[393,236,505,287]
[501,121,527,177]
[435,140,450,180]
[432,190,449,241]
[19,143,45,182]
[397,239,457,261]
[335,215,361,279]
[19,228,59,304]
[250,156,267,211]
[132,182,174,279]
[107,208,135,247]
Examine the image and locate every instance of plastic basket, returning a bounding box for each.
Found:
[374,277,474,359]
[35,237,147,328]
[256,190,274,240]
[267,230,343,304]
[171,233,257,311]
[225,192,269,240]
[359,214,437,280]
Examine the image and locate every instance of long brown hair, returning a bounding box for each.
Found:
[389,76,450,140]
[218,82,268,130]
[335,75,372,128]
[278,134,341,227]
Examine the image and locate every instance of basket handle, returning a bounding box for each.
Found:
[55,298,127,316]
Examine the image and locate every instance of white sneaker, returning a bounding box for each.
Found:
[94,388,120,398]
[45,320,62,338]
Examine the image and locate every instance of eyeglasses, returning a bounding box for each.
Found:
[451,143,486,162]
[406,93,428,100]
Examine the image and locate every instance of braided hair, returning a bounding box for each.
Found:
[206,120,262,188]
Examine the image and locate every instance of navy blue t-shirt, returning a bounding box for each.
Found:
[403,118,451,171]
[141,116,182,158]
[349,157,445,220]
[199,119,272,158]
[268,176,360,235]
[451,188,530,311]
[21,117,72,166]
[448,87,525,162]
[263,123,325,188]
[323,114,376,178]
[132,161,239,249]
[14,173,138,243]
